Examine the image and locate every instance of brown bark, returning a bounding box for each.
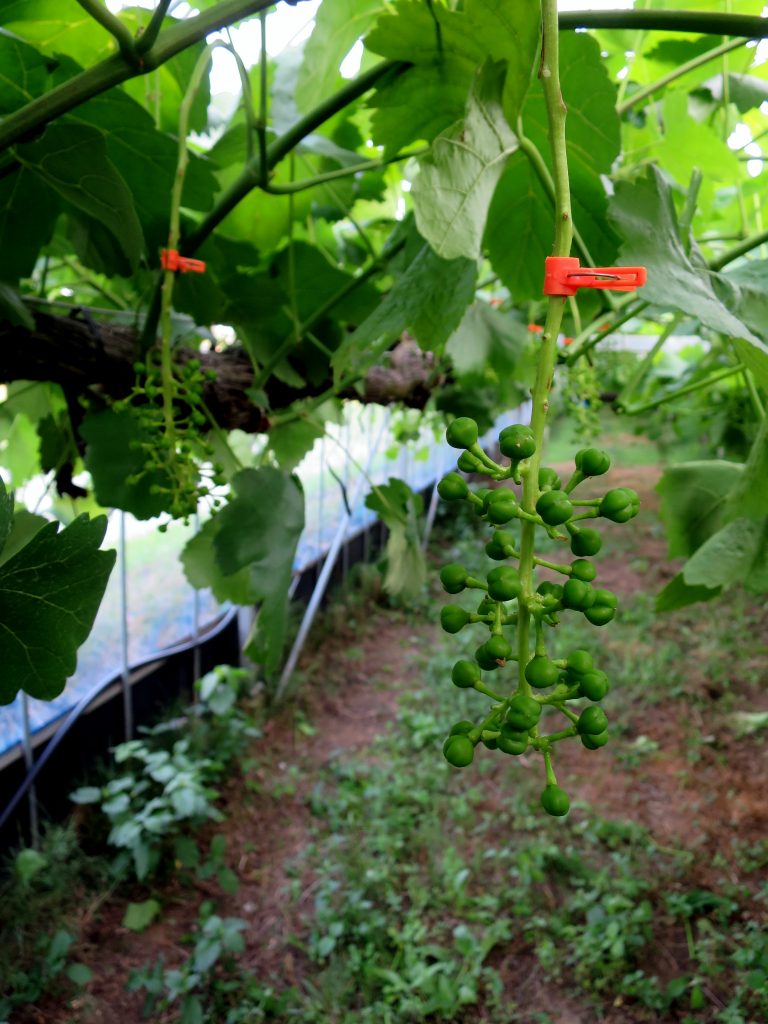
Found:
[0,310,441,432]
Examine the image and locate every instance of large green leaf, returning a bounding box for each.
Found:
[412,61,518,260]
[0,29,51,114]
[0,513,115,703]
[181,516,263,608]
[212,468,304,673]
[656,460,743,558]
[0,164,59,283]
[1,0,116,66]
[368,62,472,156]
[66,83,217,254]
[296,0,384,112]
[0,478,13,558]
[333,221,477,376]
[365,0,539,155]
[15,123,145,273]
[486,33,620,300]
[465,0,540,124]
[683,517,767,590]
[714,262,768,392]
[655,572,721,612]
[81,410,172,520]
[483,153,550,301]
[609,165,762,345]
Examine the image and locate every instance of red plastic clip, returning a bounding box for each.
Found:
[161,249,206,274]
[544,256,646,297]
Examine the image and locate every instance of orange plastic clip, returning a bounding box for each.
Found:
[161,249,206,274]
[544,256,646,297]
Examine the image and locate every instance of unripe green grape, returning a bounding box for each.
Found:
[577,706,609,735]
[499,424,536,460]
[578,670,609,702]
[506,695,541,731]
[584,604,616,626]
[599,487,640,523]
[449,720,475,736]
[498,725,528,755]
[541,785,570,816]
[581,730,609,750]
[485,529,516,561]
[525,656,560,689]
[443,734,475,767]
[440,563,468,594]
[486,497,518,525]
[438,473,468,501]
[487,566,521,601]
[538,467,562,491]
[536,490,574,526]
[457,451,483,473]
[561,579,596,611]
[440,605,470,634]
[570,559,596,582]
[485,635,512,661]
[569,527,602,556]
[575,447,611,477]
[567,649,593,676]
[451,660,480,689]
[446,417,479,449]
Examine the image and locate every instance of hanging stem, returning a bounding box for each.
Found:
[517,0,573,697]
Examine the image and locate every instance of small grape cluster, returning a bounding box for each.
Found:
[436,416,640,816]
[113,355,226,525]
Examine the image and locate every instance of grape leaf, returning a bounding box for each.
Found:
[15,123,144,273]
[81,410,172,520]
[333,220,477,376]
[0,164,60,283]
[0,282,34,328]
[296,0,384,112]
[212,468,304,673]
[486,33,620,300]
[0,513,115,703]
[0,478,13,557]
[655,572,721,612]
[0,29,51,114]
[365,477,426,601]
[656,460,743,558]
[609,165,762,345]
[683,517,767,590]
[412,60,518,260]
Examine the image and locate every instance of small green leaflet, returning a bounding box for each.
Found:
[0,510,115,703]
[122,899,162,933]
[14,123,145,273]
[365,477,426,602]
[412,61,518,260]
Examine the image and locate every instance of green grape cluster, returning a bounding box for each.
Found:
[112,355,226,525]
[437,416,639,816]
